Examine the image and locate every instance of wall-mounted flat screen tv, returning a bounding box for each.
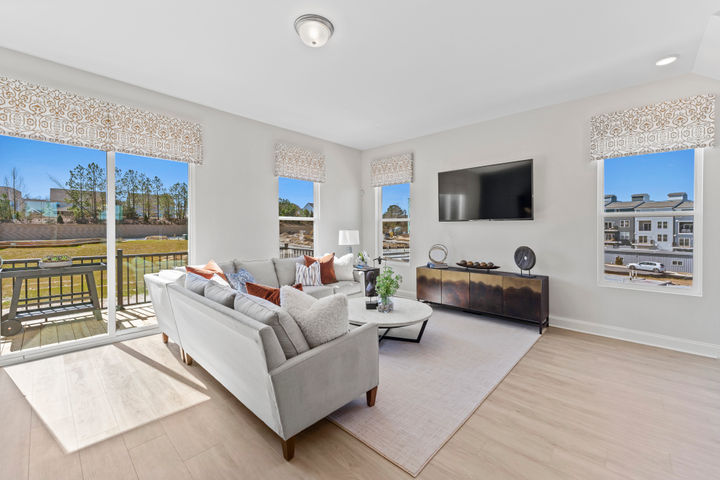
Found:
[438,159,533,221]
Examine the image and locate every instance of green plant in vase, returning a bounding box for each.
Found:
[375,267,402,313]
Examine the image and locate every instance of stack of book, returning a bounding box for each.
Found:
[427,262,449,269]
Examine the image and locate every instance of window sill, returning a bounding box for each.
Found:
[597,279,702,297]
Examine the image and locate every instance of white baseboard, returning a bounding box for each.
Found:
[396,289,416,299]
[551,315,720,358]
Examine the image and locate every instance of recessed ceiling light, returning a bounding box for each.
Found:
[655,56,678,66]
[294,14,334,48]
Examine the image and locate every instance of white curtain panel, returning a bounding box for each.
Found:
[590,93,715,161]
[273,142,326,183]
[370,152,413,187]
[0,75,203,164]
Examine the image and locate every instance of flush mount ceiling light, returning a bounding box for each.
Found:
[294,14,334,48]
[655,55,678,66]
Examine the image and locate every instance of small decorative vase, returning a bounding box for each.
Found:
[377,296,394,313]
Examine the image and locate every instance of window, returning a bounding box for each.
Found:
[1,135,190,360]
[279,177,316,258]
[378,183,410,262]
[600,149,701,294]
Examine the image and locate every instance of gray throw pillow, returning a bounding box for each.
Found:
[185,273,209,295]
[234,293,309,359]
[280,286,349,348]
[204,280,237,308]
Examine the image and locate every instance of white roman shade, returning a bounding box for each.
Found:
[590,94,715,161]
[273,142,326,182]
[370,152,413,187]
[0,75,203,164]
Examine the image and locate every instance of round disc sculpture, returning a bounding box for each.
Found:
[428,244,448,264]
[514,246,536,276]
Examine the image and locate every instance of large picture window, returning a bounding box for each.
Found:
[379,183,410,262]
[278,177,316,258]
[599,149,702,294]
[0,135,189,360]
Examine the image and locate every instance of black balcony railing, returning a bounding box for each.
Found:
[0,250,188,316]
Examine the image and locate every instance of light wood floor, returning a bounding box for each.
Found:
[0,327,718,480]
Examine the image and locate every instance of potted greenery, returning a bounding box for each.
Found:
[39,254,72,268]
[375,267,402,313]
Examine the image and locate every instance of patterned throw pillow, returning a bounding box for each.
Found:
[226,268,255,293]
[304,253,337,284]
[280,285,349,348]
[296,261,322,286]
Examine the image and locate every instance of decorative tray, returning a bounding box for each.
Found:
[456,262,501,270]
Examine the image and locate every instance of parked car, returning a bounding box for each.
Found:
[627,261,665,273]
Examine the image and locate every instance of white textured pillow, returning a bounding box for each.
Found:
[295,261,322,286]
[280,286,349,348]
[332,253,355,282]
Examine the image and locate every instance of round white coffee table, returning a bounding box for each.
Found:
[347,297,433,343]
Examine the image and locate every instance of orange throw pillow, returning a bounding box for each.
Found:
[304,253,336,285]
[186,259,228,282]
[246,282,303,306]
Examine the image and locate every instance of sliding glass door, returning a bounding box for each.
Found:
[0,135,189,363]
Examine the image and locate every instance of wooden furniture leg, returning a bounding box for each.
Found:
[184,351,193,366]
[366,386,378,407]
[281,437,295,461]
[161,332,168,344]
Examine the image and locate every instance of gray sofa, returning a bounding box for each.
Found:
[144,257,377,460]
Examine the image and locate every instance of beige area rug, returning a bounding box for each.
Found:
[328,309,540,477]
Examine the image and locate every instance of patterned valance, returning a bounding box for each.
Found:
[590,94,715,161]
[371,152,413,187]
[273,142,326,182]
[0,75,203,164]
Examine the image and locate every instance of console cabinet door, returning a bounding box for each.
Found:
[416,267,442,303]
[469,273,503,315]
[441,270,469,308]
[503,276,542,321]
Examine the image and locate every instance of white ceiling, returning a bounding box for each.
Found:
[1,1,719,150]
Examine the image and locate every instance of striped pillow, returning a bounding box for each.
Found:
[295,261,322,286]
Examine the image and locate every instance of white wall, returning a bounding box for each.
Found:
[0,47,362,263]
[361,74,720,356]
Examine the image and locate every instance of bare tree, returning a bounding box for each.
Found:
[3,167,25,220]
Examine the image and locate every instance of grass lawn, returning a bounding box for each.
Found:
[1,239,188,310]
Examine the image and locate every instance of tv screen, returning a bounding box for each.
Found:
[438,159,533,221]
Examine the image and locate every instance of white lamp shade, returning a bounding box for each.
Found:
[338,230,360,246]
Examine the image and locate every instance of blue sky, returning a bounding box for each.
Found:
[279,177,314,206]
[382,183,410,214]
[604,149,694,201]
[0,135,188,199]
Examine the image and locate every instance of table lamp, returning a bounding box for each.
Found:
[338,229,360,255]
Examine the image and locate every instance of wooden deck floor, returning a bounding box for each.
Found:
[0,303,156,356]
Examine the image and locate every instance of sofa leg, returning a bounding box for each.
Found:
[281,437,295,461]
[366,386,378,407]
[161,332,168,344]
[184,352,193,366]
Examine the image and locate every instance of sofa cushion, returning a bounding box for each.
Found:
[295,261,322,286]
[304,253,337,285]
[226,269,255,293]
[332,280,363,296]
[234,293,310,358]
[280,286,349,348]
[234,259,279,288]
[332,253,355,282]
[186,259,229,282]
[204,280,237,308]
[301,285,334,299]
[185,273,210,295]
[272,257,301,286]
[246,282,302,306]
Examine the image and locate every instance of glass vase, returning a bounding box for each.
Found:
[377,296,394,313]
